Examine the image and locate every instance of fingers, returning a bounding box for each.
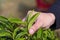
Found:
[29,19,43,35]
[29,13,55,35]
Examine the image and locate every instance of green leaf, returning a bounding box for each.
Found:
[32,36,37,40]
[43,29,57,40]
[0,16,13,31]
[13,27,20,39]
[0,30,12,38]
[43,37,48,40]
[0,16,8,22]
[28,13,40,30]
[0,24,5,30]
[32,33,37,40]
[47,29,55,39]
[8,17,26,24]
[16,31,27,38]
[14,27,27,39]
[0,21,13,31]
[27,11,33,22]
[15,38,25,40]
[43,30,49,38]
[0,38,6,40]
[37,28,43,39]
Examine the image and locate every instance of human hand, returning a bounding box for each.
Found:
[23,11,55,35]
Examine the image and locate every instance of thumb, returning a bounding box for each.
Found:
[29,20,43,35]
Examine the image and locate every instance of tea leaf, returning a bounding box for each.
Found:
[13,27,27,39]
[0,16,13,31]
[0,30,12,38]
[0,21,13,31]
[37,28,43,39]
[43,30,49,38]
[27,11,32,22]
[32,36,37,40]
[0,16,8,22]
[16,32,27,38]
[0,24,5,30]
[0,38,6,40]
[47,29,55,39]
[13,27,20,39]
[32,33,37,40]
[15,38,25,40]
[8,18,26,24]
[43,37,47,40]
[28,13,40,30]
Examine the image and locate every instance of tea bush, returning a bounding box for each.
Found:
[0,11,59,40]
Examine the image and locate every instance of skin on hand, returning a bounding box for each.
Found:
[28,11,55,35]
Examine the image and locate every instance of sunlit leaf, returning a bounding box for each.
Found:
[28,13,40,30]
[0,16,13,31]
[16,32,27,38]
[47,29,55,39]
[37,28,43,39]
[15,38,25,40]
[0,21,13,31]
[13,27,20,39]
[0,30,12,38]
[8,18,26,24]
[0,16,8,22]
[27,11,33,22]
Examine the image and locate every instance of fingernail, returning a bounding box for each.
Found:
[29,29,34,35]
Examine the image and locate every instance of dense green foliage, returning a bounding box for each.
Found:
[0,11,59,40]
